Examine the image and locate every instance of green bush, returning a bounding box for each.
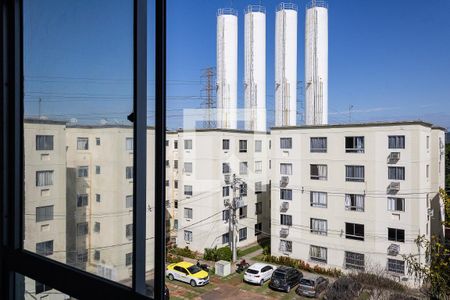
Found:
[203,246,232,262]
[167,254,183,263]
[168,246,197,259]
[262,245,271,256]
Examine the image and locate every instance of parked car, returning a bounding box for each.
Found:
[166,261,209,287]
[295,276,329,298]
[269,266,303,293]
[146,279,170,299]
[243,263,276,286]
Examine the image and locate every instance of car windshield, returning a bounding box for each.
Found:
[246,269,259,274]
[300,279,315,286]
[187,265,202,274]
[272,271,286,279]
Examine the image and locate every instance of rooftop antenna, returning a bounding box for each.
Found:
[348,105,354,123]
[38,97,42,118]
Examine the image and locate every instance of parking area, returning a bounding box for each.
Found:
[166,272,313,300]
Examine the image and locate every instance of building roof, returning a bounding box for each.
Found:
[24,118,67,125]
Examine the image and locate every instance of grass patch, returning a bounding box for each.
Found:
[238,244,263,258]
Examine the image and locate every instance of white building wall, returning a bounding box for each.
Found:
[217,9,238,129]
[275,3,297,127]
[244,5,266,132]
[305,2,328,125]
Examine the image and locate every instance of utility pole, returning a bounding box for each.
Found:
[201,67,216,129]
[226,173,244,263]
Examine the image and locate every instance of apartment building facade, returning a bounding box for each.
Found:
[270,121,446,284]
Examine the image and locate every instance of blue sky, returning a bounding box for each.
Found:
[24,0,450,130]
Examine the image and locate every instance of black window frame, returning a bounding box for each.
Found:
[0,0,165,299]
[388,227,405,243]
[345,222,365,241]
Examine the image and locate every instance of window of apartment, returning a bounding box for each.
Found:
[426,164,429,178]
[240,183,248,196]
[77,222,89,236]
[36,135,54,150]
[125,166,133,179]
[174,200,178,209]
[36,170,54,186]
[125,195,133,208]
[310,245,327,263]
[426,136,430,149]
[255,223,262,235]
[174,219,179,230]
[255,140,262,152]
[255,181,262,193]
[77,250,88,263]
[345,165,365,182]
[184,230,193,242]
[165,140,169,147]
[222,162,230,174]
[280,189,293,200]
[254,160,262,173]
[310,137,327,153]
[96,194,101,202]
[95,165,101,174]
[222,233,229,244]
[388,228,405,243]
[280,137,292,149]
[184,139,193,150]
[387,197,405,212]
[345,251,365,271]
[174,140,178,149]
[239,206,247,219]
[387,259,405,274]
[165,160,170,167]
[78,166,89,178]
[125,253,133,267]
[345,194,365,212]
[94,222,101,233]
[280,214,292,226]
[310,218,327,235]
[35,281,52,294]
[77,194,88,207]
[239,162,248,175]
[255,202,263,215]
[36,240,54,256]
[388,135,405,149]
[184,185,193,196]
[184,162,193,173]
[222,139,230,150]
[77,137,89,150]
[280,163,292,175]
[388,166,405,180]
[174,160,178,169]
[310,164,327,180]
[184,207,193,219]
[345,223,365,241]
[174,180,178,189]
[239,140,247,152]
[279,240,292,252]
[345,136,365,153]
[36,205,54,222]
[222,186,230,197]
[222,210,229,222]
[239,227,247,241]
[165,180,169,187]
[96,137,101,146]
[94,250,100,261]
[310,191,327,208]
[125,137,133,151]
[126,224,133,240]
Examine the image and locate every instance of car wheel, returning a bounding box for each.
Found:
[168,274,174,281]
[260,280,264,286]
[190,280,196,287]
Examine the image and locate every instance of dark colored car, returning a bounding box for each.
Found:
[269,266,303,293]
[146,279,170,299]
[295,276,329,298]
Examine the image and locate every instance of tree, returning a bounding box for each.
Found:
[402,189,450,299]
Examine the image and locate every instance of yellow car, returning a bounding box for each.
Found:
[166,261,209,287]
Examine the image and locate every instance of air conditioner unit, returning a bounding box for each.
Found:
[235,197,245,208]
[223,199,230,207]
[280,176,289,187]
[388,182,400,193]
[387,244,400,256]
[224,175,231,184]
[280,201,289,212]
[389,152,400,161]
[280,228,289,238]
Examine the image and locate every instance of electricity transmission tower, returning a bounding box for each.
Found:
[201,67,216,128]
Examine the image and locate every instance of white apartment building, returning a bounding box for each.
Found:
[174,129,271,253]
[270,121,446,284]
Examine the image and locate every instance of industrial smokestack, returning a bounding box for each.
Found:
[305,0,328,125]
[216,8,238,129]
[244,5,266,132]
[275,3,298,127]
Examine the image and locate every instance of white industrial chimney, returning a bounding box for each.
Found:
[244,5,266,132]
[305,0,328,125]
[275,3,298,127]
[216,8,238,129]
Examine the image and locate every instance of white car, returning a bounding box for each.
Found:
[243,263,276,285]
